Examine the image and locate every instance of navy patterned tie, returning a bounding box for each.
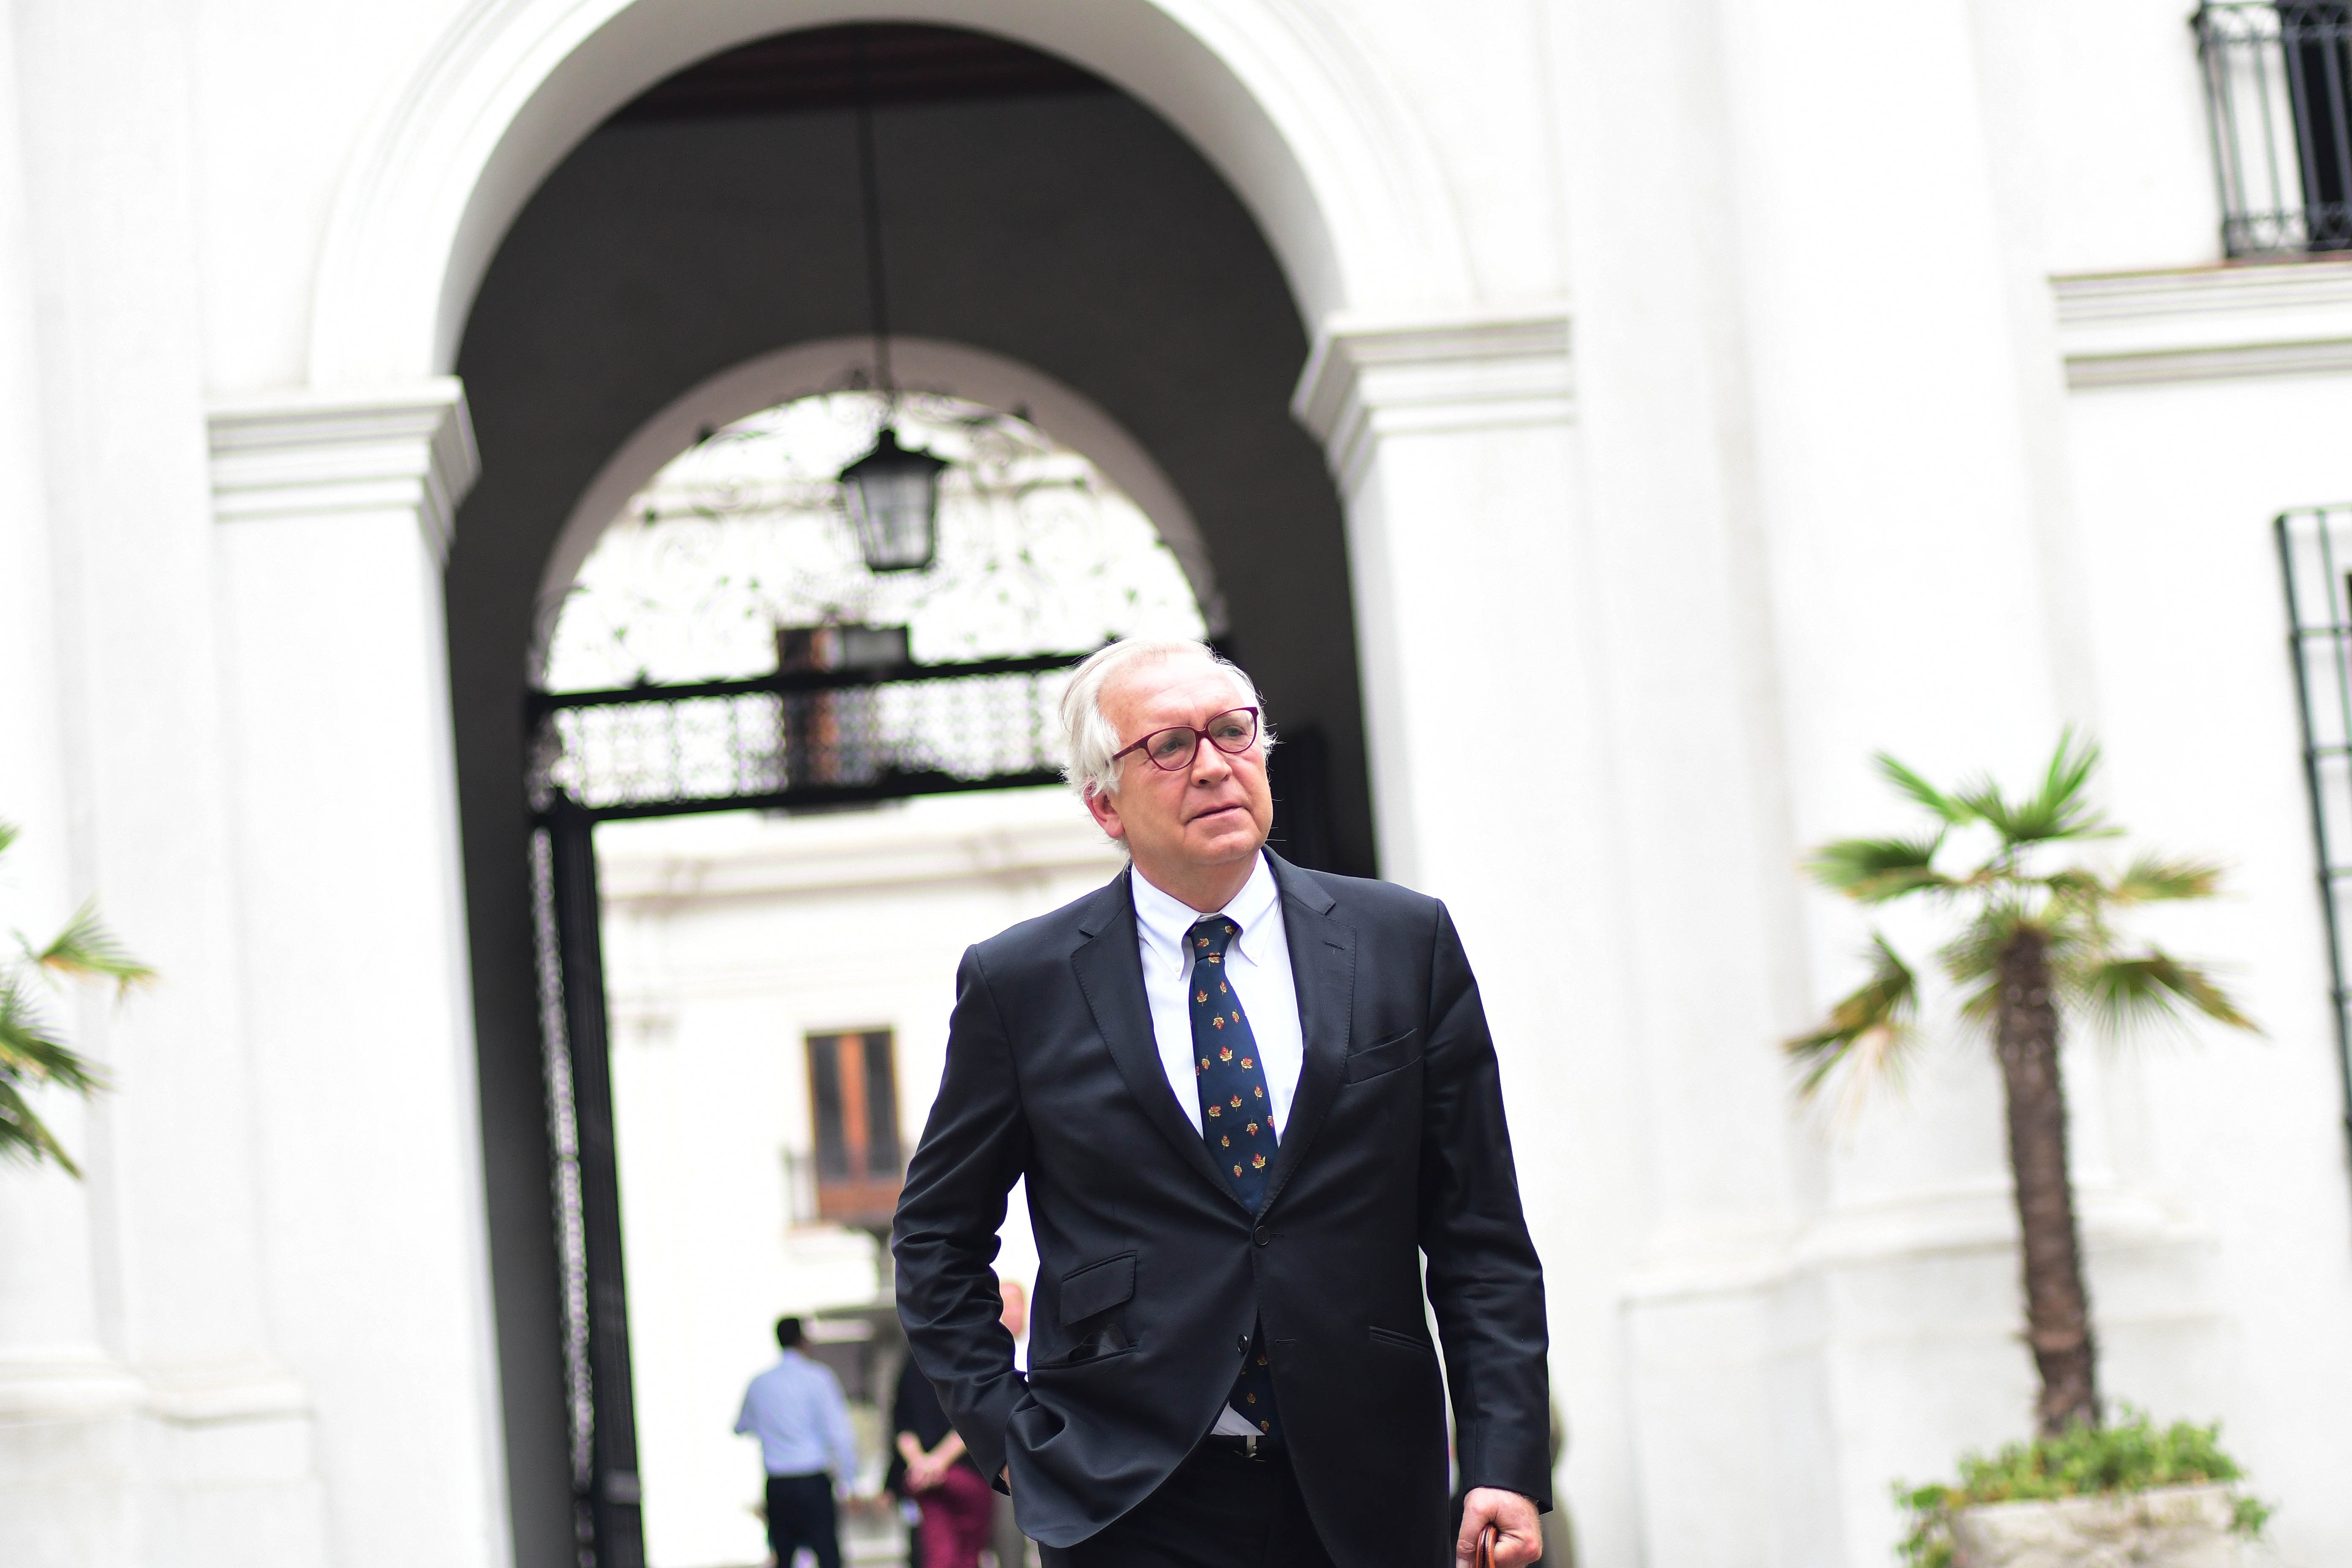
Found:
[1189,915,1282,1443]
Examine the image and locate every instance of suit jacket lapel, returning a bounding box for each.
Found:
[1069,868,1240,1205]
[1265,852,1352,1211]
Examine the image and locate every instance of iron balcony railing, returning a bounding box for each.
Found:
[2197,2,2352,256]
[2276,506,2352,1162]
[525,649,1090,822]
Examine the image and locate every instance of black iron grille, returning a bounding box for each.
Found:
[526,651,1089,822]
[2276,506,2352,1156]
[2197,3,2352,256]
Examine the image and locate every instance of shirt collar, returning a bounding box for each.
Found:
[1131,851,1280,966]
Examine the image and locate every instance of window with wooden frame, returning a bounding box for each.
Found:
[804,1028,904,1227]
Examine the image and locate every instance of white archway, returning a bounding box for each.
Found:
[309,0,1472,387]
[529,335,1233,669]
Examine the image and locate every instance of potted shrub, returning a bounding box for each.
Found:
[1786,736,2273,1561]
[1896,1410,2269,1568]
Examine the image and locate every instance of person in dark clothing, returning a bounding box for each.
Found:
[891,1314,1001,1568]
[892,642,1550,1567]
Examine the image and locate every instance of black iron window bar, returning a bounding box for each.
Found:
[525,648,1091,824]
[2277,506,2352,1172]
[2197,3,2352,256]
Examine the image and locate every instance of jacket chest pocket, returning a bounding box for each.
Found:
[1343,1028,1422,1083]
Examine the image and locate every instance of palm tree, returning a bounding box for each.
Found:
[1788,733,2255,1437]
[0,819,151,1175]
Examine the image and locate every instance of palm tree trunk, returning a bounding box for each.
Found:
[1994,925,2099,1437]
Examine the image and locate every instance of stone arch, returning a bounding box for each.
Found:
[531,334,1232,670]
[310,0,1472,387]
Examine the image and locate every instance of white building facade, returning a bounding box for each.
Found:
[2,2,2350,1566]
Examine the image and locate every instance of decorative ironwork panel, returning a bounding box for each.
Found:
[2276,505,2352,1154]
[2197,3,2352,256]
[529,825,600,1568]
[534,802,647,1568]
[528,651,1087,822]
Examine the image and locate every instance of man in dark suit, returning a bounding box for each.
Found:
[893,639,1550,1567]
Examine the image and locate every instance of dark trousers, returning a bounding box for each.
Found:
[1039,1441,1337,1568]
[763,1472,840,1568]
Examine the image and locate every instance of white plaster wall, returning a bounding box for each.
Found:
[595,790,1120,1568]
[190,0,469,394]
[1985,0,2230,278]
[2061,369,2352,1565]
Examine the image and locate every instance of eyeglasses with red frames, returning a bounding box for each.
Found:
[1110,707,1262,772]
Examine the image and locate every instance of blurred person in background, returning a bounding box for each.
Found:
[893,1279,1030,1567]
[736,1317,858,1568]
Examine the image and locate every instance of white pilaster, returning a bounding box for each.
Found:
[1295,300,1628,1539]
[1293,305,1574,504]
[210,381,512,1568]
[2,0,330,1560]
[0,0,139,1546]
[1292,304,1576,891]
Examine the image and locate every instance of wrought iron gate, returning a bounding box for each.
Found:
[525,649,1087,1568]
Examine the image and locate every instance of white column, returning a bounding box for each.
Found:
[1294,303,1663,1551]
[0,0,141,1549]
[1293,307,1579,889]
[209,382,513,1568]
[2,0,328,1559]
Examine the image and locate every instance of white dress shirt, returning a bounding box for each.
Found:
[734,1349,859,1480]
[1129,852,1306,1442]
[1130,851,1304,1140]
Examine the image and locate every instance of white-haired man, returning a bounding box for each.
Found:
[892,639,1550,1568]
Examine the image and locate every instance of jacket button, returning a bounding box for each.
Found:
[1252,1226,1270,1247]
[1236,1334,1250,1353]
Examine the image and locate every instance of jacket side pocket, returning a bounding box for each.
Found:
[1058,1250,1137,1325]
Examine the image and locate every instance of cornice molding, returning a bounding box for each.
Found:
[2052,259,2352,389]
[0,1350,308,1425]
[0,1351,145,1421]
[1292,304,1573,497]
[207,379,480,564]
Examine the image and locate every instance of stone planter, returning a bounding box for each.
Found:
[1951,1485,2240,1568]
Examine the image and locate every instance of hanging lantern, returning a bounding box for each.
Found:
[839,426,947,572]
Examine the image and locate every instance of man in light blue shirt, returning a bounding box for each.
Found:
[736,1317,860,1568]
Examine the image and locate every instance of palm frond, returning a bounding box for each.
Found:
[30,902,154,992]
[2040,867,2105,903]
[2076,951,2259,1039]
[2107,854,2226,906]
[1804,835,1957,904]
[1876,754,1974,826]
[1953,971,2002,1029]
[0,819,17,858]
[1785,935,1923,1104]
[0,1075,80,1176]
[1977,729,2116,847]
[1952,770,2014,834]
[0,988,108,1094]
[1939,902,2044,987]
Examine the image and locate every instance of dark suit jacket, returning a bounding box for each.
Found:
[890,852,1550,1565]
